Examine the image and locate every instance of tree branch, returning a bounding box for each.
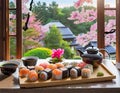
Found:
[104,29,116,34]
[23,0,34,31]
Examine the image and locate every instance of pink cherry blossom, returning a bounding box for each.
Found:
[69,0,116,47]
[14,0,30,14]
[68,8,96,23]
[68,11,80,20]
[90,22,97,31]
[74,0,84,9]
[74,0,93,9]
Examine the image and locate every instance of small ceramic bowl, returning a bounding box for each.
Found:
[21,56,39,67]
[0,61,20,75]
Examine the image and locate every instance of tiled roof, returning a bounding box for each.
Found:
[105,45,116,54]
[45,20,65,27]
[45,21,75,40]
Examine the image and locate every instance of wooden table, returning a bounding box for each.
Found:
[0,59,120,93]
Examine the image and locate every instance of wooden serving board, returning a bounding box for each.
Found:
[19,64,116,88]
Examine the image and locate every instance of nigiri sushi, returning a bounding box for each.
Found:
[39,62,49,69]
[55,63,64,68]
[27,70,38,82]
[38,68,52,81]
[19,67,30,78]
[70,67,81,78]
[52,69,62,80]
[77,62,87,69]
[35,66,44,72]
[47,64,57,70]
[81,68,91,78]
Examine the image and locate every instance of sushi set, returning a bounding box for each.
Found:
[19,61,116,88]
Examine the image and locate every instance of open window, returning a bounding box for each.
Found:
[0,0,22,60]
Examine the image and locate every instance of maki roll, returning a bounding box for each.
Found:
[70,67,81,78]
[52,69,62,80]
[66,65,73,77]
[59,68,69,79]
[38,68,52,81]
[81,68,91,78]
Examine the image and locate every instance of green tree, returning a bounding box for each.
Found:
[32,2,97,35]
[47,1,59,20]
[33,1,49,24]
[44,25,62,49]
[44,25,74,59]
[33,1,61,24]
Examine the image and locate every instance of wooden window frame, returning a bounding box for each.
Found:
[97,0,120,65]
[0,0,22,60]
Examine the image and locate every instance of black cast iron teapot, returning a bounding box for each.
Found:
[77,46,103,68]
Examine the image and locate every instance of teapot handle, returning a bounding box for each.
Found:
[99,48,110,59]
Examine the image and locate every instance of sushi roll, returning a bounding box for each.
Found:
[65,65,73,77]
[39,71,48,81]
[52,69,62,80]
[81,68,91,78]
[55,63,64,68]
[19,67,30,78]
[84,64,93,73]
[38,68,52,81]
[59,68,69,79]
[27,70,38,82]
[70,67,81,78]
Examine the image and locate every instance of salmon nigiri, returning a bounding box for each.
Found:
[35,66,44,72]
[55,63,64,68]
[47,64,57,70]
[19,67,30,78]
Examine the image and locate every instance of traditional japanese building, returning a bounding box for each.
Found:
[45,20,76,41]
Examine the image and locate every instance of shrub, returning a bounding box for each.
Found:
[24,47,52,59]
[63,47,74,59]
[73,56,81,60]
[60,40,75,59]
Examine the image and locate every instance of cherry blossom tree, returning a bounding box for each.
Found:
[10,0,48,55]
[69,0,116,46]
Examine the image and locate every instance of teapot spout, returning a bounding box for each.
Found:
[77,49,84,57]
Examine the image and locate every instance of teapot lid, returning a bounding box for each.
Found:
[86,46,99,54]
